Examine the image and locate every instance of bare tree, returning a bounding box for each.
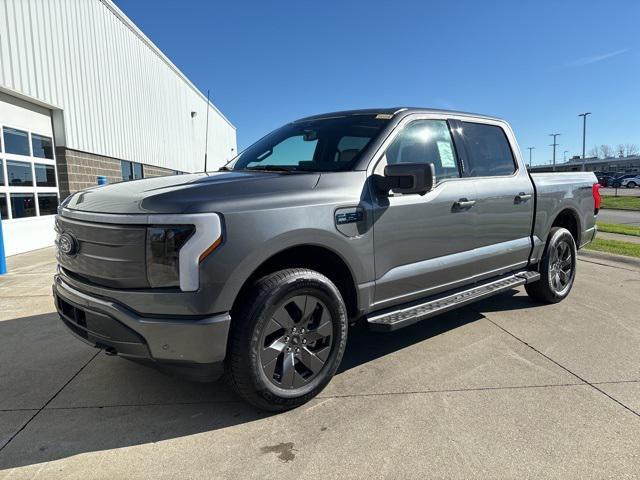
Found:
[599,144,614,158]
[617,144,626,157]
[588,145,600,158]
[625,143,639,156]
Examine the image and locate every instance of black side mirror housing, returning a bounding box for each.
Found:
[377,163,435,195]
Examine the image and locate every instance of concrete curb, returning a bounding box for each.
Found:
[578,249,640,270]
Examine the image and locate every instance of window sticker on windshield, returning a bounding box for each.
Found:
[437,141,456,167]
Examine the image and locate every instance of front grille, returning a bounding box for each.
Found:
[56,214,149,289]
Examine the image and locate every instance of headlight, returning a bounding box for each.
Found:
[146,226,195,288]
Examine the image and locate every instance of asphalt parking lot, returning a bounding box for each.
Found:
[1,247,639,479]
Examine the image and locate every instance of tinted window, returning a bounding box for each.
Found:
[7,160,33,186]
[35,163,56,187]
[133,162,143,179]
[10,193,36,218]
[0,194,7,219]
[31,134,54,159]
[0,159,4,186]
[38,193,59,215]
[384,120,460,181]
[228,115,388,172]
[121,161,143,181]
[461,122,516,177]
[3,127,30,156]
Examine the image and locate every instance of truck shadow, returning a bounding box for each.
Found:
[0,290,539,470]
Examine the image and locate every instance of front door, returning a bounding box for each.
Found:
[371,116,478,309]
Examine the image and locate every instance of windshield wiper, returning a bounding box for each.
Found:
[243,165,301,173]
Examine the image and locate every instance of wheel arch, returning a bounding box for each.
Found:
[550,208,581,245]
[231,243,361,321]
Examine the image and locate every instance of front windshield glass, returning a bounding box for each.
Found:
[226,115,389,172]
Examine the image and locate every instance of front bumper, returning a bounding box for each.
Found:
[53,275,231,381]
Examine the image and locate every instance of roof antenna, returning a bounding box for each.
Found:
[204,89,210,172]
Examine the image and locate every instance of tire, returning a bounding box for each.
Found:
[226,268,348,411]
[525,227,577,304]
[627,181,637,188]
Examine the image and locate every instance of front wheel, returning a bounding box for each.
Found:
[226,268,348,411]
[627,181,637,188]
[525,227,577,303]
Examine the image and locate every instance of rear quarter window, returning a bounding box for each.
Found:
[461,122,516,177]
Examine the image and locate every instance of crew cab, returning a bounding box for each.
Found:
[53,108,599,410]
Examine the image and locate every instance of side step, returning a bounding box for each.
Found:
[367,271,540,332]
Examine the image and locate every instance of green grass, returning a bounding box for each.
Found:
[585,238,640,258]
[596,222,640,237]
[600,195,640,211]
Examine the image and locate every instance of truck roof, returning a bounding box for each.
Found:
[294,107,504,123]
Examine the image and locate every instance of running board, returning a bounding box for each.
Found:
[367,271,540,332]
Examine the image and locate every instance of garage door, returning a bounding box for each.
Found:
[0,92,59,256]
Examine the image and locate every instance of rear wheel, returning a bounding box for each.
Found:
[525,227,577,303]
[627,181,637,188]
[226,268,348,411]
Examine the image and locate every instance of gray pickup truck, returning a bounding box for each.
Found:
[54,108,599,410]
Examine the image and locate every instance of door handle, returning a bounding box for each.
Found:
[515,192,532,203]
[453,198,476,210]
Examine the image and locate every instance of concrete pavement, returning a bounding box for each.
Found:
[1,247,639,479]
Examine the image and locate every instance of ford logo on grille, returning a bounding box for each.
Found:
[58,232,78,256]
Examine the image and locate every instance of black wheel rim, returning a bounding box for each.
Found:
[549,240,573,294]
[259,294,333,389]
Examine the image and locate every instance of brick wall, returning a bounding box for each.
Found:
[56,147,123,199]
[143,164,174,178]
[56,147,177,199]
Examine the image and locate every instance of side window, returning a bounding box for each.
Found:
[461,122,516,177]
[380,120,460,181]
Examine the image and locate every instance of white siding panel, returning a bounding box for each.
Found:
[0,0,236,172]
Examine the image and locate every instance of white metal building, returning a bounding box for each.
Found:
[0,0,236,256]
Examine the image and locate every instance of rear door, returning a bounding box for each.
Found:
[453,118,534,275]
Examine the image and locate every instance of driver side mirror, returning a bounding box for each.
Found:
[376,163,435,196]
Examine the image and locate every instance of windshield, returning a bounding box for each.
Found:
[226,115,389,172]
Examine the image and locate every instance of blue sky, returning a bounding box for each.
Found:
[115,0,639,166]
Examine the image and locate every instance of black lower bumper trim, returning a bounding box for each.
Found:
[56,294,151,359]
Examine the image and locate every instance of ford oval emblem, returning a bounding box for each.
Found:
[58,232,78,256]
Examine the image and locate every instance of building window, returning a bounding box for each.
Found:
[10,193,36,218]
[37,193,59,216]
[0,159,4,186]
[31,134,54,159]
[35,163,56,187]
[0,193,7,219]
[121,160,144,181]
[6,160,33,186]
[3,127,31,156]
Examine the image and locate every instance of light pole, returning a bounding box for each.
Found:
[527,147,536,168]
[579,112,591,171]
[549,133,560,171]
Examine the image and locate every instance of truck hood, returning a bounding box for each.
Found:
[63,171,321,214]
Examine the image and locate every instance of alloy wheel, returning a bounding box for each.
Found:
[549,240,573,295]
[259,295,334,389]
